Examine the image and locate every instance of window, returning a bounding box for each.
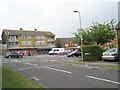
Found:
[10,36,16,40]
[65,44,68,46]
[22,35,31,39]
[36,35,45,39]
[75,44,78,46]
[22,41,31,46]
[36,41,45,45]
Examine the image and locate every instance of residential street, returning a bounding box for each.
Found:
[2,55,119,88]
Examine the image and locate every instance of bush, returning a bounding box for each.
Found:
[83,45,102,61]
[101,47,108,52]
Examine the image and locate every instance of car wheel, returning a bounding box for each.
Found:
[19,56,22,58]
[8,56,11,58]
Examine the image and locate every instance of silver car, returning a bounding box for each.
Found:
[102,48,118,60]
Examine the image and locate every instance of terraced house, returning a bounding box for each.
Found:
[2,29,55,55]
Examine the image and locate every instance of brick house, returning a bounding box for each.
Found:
[1,29,55,55]
[115,21,120,48]
[55,38,78,51]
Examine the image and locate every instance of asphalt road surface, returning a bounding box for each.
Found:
[2,55,119,88]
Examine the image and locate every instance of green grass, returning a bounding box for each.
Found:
[0,67,2,89]
[2,67,46,88]
[103,65,120,69]
[65,62,86,64]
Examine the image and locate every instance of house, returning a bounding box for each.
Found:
[115,21,120,48]
[55,38,78,51]
[102,40,117,49]
[1,29,55,55]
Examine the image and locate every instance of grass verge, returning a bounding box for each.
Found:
[2,66,45,88]
[65,62,86,64]
[103,65,120,69]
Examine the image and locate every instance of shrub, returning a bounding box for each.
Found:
[83,45,102,61]
[101,47,108,52]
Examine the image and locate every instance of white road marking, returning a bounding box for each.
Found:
[25,62,33,65]
[2,60,22,63]
[33,64,38,66]
[11,60,22,62]
[45,66,72,74]
[15,66,45,71]
[15,65,66,71]
[31,77,40,82]
[86,75,120,85]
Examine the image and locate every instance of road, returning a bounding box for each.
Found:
[2,55,119,88]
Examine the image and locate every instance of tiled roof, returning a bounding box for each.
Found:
[116,21,120,30]
[56,38,73,44]
[3,29,55,36]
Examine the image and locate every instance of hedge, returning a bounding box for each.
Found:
[83,45,102,61]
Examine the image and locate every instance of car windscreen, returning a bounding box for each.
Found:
[7,52,12,54]
[105,48,117,52]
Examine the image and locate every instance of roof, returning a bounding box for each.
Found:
[116,21,120,30]
[56,38,73,44]
[2,29,55,36]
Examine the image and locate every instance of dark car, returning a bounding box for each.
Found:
[67,50,81,57]
[5,52,23,58]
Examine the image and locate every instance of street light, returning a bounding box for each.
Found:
[73,10,84,61]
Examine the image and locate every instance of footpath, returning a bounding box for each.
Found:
[59,57,120,72]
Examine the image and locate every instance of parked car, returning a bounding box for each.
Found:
[67,50,81,57]
[5,52,23,58]
[49,48,65,55]
[102,48,118,60]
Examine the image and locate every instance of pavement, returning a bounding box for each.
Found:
[48,55,120,72]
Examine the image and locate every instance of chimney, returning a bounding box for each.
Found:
[35,29,37,31]
[20,28,23,30]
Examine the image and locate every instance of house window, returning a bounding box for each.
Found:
[10,36,16,40]
[75,44,78,46]
[65,44,68,46]
[22,35,31,39]
[36,41,45,45]
[36,35,45,39]
[22,41,32,46]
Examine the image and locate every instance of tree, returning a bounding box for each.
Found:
[55,40,62,48]
[72,19,116,46]
[72,28,96,45]
[89,19,115,45]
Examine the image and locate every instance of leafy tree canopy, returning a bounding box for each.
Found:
[72,19,116,46]
[55,40,62,48]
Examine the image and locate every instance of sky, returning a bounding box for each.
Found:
[0,0,119,40]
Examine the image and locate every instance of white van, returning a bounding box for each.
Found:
[49,48,65,55]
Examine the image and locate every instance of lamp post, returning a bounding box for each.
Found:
[73,10,84,61]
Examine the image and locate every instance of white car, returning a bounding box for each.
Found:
[102,48,118,60]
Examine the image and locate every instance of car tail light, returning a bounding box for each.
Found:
[111,54,116,56]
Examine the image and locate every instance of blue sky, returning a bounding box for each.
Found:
[0,0,119,39]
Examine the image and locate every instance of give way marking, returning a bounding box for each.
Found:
[86,75,120,85]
